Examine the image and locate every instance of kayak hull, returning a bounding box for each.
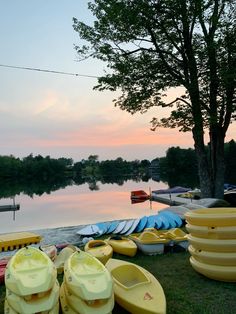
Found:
[84,240,113,265]
[105,237,137,257]
[106,258,166,314]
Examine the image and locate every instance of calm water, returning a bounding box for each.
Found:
[0,179,168,234]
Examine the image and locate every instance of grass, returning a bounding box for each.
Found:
[1,247,236,314]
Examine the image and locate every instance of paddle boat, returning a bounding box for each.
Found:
[129,231,170,255]
[5,246,57,296]
[105,258,166,314]
[63,250,114,313]
[84,239,113,265]
[190,256,236,282]
[165,228,189,250]
[105,236,137,257]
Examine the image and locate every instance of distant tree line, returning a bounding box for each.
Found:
[160,139,236,188]
[0,140,235,197]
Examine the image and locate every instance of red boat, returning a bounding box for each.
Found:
[130,190,150,202]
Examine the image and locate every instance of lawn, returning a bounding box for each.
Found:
[1,247,236,314]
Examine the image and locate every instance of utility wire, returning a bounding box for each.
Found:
[0,64,98,78]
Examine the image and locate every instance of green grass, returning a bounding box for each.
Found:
[1,248,236,314]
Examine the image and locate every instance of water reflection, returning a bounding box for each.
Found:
[0,179,168,234]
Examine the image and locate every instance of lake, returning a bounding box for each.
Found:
[0,179,168,234]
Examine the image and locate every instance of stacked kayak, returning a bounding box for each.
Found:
[60,250,114,314]
[106,258,166,314]
[185,207,236,282]
[4,246,59,313]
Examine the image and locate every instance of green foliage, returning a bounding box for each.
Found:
[73,0,236,128]
[159,146,199,188]
[73,0,236,197]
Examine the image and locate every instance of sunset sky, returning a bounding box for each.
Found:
[0,1,235,163]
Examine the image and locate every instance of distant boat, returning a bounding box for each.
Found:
[152,186,191,195]
[130,190,150,203]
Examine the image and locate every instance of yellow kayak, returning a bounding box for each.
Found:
[59,282,78,314]
[64,250,113,301]
[54,245,78,274]
[129,231,169,255]
[188,245,236,266]
[186,223,236,239]
[105,236,137,257]
[185,208,236,227]
[61,281,114,314]
[4,298,60,314]
[106,258,166,314]
[84,240,113,265]
[6,280,59,314]
[5,247,57,296]
[187,234,236,252]
[190,256,236,282]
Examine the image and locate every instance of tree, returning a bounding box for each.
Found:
[73,0,236,198]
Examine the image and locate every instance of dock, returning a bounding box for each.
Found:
[151,192,229,218]
[0,204,20,212]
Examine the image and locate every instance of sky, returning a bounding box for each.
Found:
[0,1,235,163]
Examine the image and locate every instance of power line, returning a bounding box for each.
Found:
[0,63,98,78]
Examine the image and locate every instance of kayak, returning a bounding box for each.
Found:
[64,250,113,301]
[105,258,166,314]
[6,280,59,313]
[105,236,137,257]
[61,281,114,314]
[4,298,60,314]
[84,239,113,265]
[5,246,57,296]
[54,245,78,274]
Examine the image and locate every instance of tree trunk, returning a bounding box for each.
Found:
[192,127,213,198]
[209,126,225,199]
